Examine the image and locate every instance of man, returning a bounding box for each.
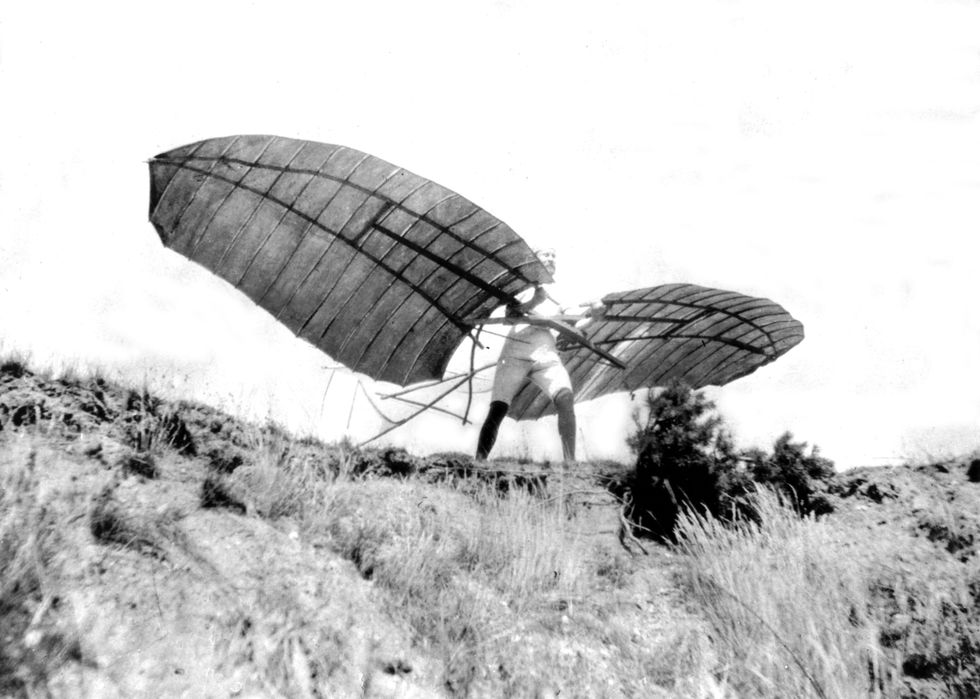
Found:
[475,248,602,463]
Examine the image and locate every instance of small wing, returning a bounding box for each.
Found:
[508,283,805,420]
[148,135,551,386]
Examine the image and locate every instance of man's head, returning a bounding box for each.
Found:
[535,247,556,276]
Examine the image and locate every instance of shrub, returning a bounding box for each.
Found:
[622,382,834,541]
[967,459,980,483]
[745,432,836,515]
[623,381,753,541]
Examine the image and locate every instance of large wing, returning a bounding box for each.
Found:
[508,283,804,420]
[148,135,550,386]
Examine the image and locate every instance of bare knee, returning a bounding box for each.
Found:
[553,388,574,412]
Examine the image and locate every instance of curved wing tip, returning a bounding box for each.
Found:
[150,134,266,160]
[149,220,168,245]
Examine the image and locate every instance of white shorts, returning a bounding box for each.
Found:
[491,355,573,404]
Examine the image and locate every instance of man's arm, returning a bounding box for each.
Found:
[506,285,548,318]
[553,297,609,352]
[582,298,607,321]
[557,298,607,325]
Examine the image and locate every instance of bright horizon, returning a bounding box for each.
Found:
[3,0,980,468]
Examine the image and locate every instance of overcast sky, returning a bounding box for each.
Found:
[2,0,979,468]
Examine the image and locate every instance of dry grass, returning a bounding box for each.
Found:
[0,439,84,696]
[240,456,595,693]
[0,392,716,697]
[222,438,718,696]
[675,489,893,697]
[218,588,369,699]
[9,351,866,696]
[675,487,980,698]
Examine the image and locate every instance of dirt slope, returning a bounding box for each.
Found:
[0,363,706,698]
[2,444,441,696]
[825,457,980,696]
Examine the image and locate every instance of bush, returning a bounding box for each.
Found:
[967,459,980,483]
[622,381,834,541]
[745,433,835,515]
[623,381,752,541]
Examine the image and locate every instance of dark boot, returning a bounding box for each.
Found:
[476,401,509,460]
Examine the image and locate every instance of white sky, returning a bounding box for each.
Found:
[2,0,979,468]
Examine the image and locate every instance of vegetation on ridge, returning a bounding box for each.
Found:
[2,354,980,697]
[618,381,835,543]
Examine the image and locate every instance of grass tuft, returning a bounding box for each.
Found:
[87,481,178,559]
[675,488,893,698]
[200,473,248,514]
[117,450,158,479]
[0,353,32,379]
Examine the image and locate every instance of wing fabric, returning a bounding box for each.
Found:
[148,135,551,386]
[507,284,804,420]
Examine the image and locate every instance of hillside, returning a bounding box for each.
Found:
[0,360,707,697]
[2,358,980,697]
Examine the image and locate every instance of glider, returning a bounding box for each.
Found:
[148,135,804,438]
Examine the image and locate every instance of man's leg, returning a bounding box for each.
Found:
[478,357,527,460]
[476,400,510,460]
[530,360,576,464]
[553,388,576,463]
